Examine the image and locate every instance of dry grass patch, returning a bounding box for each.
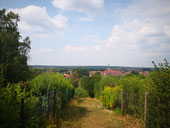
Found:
[61,98,142,128]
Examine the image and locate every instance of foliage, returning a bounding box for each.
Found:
[91,72,101,84]
[80,76,92,97]
[80,72,101,98]
[146,59,170,127]
[0,9,32,84]
[0,82,37,128]
[72,67,89,78]
[30,72,74,108]
[118,76,146,117]
[70,71,79,88]
[94,76,117,99]
[74,88,89,98]
[101,86,121,109]
[0,73,74,128]
[30,73,72,94]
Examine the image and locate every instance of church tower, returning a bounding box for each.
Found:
[107,64,110,70]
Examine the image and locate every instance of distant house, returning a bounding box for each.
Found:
[89,68,126,77]
[64,74,71,77]
[139,71,149,75]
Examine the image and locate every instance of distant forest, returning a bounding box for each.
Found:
[30,65,154,72]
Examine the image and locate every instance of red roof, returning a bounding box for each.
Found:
[64,74,71,77]
[89,69,125,76]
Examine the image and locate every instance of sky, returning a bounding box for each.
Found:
[0,0,170,67]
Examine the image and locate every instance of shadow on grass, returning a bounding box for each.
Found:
[61,105,88,122]
[77,98,85,104]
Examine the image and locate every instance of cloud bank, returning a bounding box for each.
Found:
[9,5,68,37]
[52,0,104,21]
[64,0,170,66]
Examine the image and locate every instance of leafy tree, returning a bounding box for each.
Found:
[126,70,140,77]
[94,76,117,98]
[91,72,101,83]
[70,71,79,88]
[80,72,102,98]
[0,9,31,84]
[80,76,92,96]
[147,59,170,127]
[72,67,89,78]
[74,88,89,98]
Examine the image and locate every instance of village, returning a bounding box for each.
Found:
[63,67,149,77]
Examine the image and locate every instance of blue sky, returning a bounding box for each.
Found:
[1,0,170,67]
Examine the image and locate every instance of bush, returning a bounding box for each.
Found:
[80,72,101,98]
[118,76,146,117]
[101,86,121,109]
[0,72,74,128]
[74,88,89,98]
[30,72,74,108]
[80,76,94,97]
[146,60,170,128]
[94,76,117,99]
[0,82,37,128]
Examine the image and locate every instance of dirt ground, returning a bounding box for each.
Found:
[61,98,143,128]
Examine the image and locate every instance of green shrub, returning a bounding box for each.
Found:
[30,72,73,95]
[94,76,117,99]
[118,76,146,117]
[101,86,121,109]
[74,88,89,98]
[146,60,170,128]
[0,72,74,128]
[0,82,37,128]
[30,72,74,108]
[80,72,101,98]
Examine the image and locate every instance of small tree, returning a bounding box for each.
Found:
[80,72,101,98]
[72,67,89,78]
[70,71,79,88]
[80,76,92,96]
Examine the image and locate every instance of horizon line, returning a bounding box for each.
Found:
[29,64,153,68]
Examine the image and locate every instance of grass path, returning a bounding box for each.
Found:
[61,98,142,128]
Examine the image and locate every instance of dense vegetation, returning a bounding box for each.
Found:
[93,60,170,128]
[74,88,89,98]
[80,72,101,98]
[0,73,74,128]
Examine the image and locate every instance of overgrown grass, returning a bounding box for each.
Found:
[61,98,142,128]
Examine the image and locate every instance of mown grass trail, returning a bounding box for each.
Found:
[61,98,142,128]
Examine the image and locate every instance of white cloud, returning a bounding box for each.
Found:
[52,0,104,17]
[65,44,102,54]
[107,0,170,58]
[118,0,170,20]
[9,5,68,37]
[62,0,170,66]
[107,19,163,49]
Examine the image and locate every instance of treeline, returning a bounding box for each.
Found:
[77,60,169,128]
[31,65,154,73]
